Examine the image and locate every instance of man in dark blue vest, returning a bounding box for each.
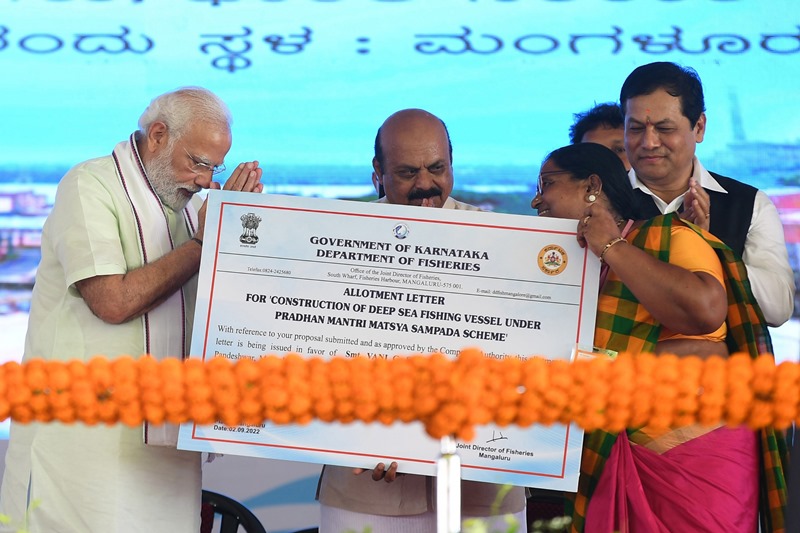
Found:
[620,61,794,327]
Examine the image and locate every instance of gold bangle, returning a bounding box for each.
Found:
[599,237,626,263]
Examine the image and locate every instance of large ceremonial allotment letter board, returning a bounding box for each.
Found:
[178,191,599,491]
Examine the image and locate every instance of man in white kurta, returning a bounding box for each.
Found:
[0,87,263,533]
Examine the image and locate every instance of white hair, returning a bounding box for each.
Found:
[137,86,232,140]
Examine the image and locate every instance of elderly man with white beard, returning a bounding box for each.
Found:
[0,87,263,533]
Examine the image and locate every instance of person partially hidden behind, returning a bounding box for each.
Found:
[569,102,630,171]
[316,109,527,533]
[0,87,264,533]
[532,142,787,532]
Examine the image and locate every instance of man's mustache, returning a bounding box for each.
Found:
[408,187,442,201]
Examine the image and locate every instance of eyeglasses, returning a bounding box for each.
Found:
[184,148,226,176]
[535,170,573,196]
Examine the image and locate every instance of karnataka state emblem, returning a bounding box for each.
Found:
[537,244,568,275]
[240,213,262,244]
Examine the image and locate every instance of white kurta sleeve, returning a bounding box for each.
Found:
[49,161,129,287]
[742,190,795,326]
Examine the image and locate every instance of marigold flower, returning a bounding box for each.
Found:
[0,350,796,438]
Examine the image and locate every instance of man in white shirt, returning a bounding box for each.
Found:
[317,109,526,533]
[620,61,794,326]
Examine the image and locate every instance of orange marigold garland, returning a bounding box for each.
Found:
[630,354,655,428]
[307,357,334,423]
[494,356,522,427]
[68,359,96,425]
[285,354,313,425]
[112,357,141,427]
[650,354,679,430]
[516,356,547,427]
[566,358,589,429]
[350,355,379,424]
[543,359,571,426]
[7,362,33,424]
[674,356,702,427]
[726,354,753,427]
[605,355,635,433]
[185,358,215,425]
[25,358,50,423]
[1,352,799,439]
[579,357,610,431]
[698,355,726,427]
[161,358,188,426]
[45,360,75,424]
[138,355,164,426]
[774,361,800,428]
[206,357,234,426]
[259,355,288,425]
[0,364,9,422]
[410,354,440,423]
[749,353,775,429]
[94,358,120,425]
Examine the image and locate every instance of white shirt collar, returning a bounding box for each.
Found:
[628,156,727,213]
[375,195,456,208]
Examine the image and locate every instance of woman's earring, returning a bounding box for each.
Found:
[587,193,597,203]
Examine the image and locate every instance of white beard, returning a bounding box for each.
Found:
[144,147,196,211]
